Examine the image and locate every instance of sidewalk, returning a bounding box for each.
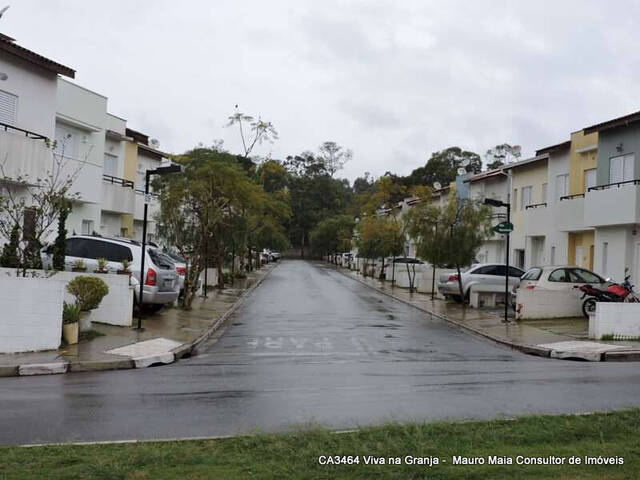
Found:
[335,265,640,362]
[0,263,276,377]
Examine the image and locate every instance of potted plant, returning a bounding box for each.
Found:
[94,257,108,273]
[117,258,131,275]
[71,259,87,272]
[62,301,80,345]
[67,276,109,333]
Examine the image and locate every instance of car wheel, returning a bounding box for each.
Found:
[582,297,597,318]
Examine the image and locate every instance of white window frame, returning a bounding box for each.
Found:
[0,89,18,125]
[556,174,569,202]
[521,186,532,210]
[584,168,597,191]
[103,152,118,177]
[81,220,94,235]
[609,153,635,184]
[541,183,548,204]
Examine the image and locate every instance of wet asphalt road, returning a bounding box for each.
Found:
[2,260,640,445]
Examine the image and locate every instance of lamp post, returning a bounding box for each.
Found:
[137,164,182,330]
[484,198,512,324]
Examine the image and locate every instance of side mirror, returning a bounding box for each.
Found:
[605,277,612,282]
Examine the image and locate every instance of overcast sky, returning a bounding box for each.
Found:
[5,0,640,180]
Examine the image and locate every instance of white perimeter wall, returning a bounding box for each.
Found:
[590,303,640,340]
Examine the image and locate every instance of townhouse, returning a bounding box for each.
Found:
[0,33,167,246]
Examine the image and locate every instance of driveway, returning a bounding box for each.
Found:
[1,260,640,445]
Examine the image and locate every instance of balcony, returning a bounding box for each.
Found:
[554,194,585,231]
[522,203,551,236]
[0,123,51,184]
[584,180,640,227]
[101,175,135,215]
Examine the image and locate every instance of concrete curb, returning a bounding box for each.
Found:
[0,264,277,378]
[337,266,640,362]
[335,267,555,359]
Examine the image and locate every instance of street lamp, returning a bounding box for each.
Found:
[484,198,512,323]
[137,164,182,330]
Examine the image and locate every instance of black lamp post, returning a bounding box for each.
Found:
[484,198,512,323]
[137,164,181,330]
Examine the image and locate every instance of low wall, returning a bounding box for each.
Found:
[0,274,64,353]
[590,303,640,340]
[515,288,582,320]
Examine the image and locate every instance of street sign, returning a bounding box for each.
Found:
[492,221,514,234]
[144,193,152,205]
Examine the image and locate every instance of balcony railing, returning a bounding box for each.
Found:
[588,179,640,192]
[525,202,547,210]
[0,122,48,141]
[560,193,585,201]
[103,174,134,189]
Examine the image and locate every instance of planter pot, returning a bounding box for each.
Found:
[117,270,131,276]
[79,311,93,333]
[72,268,87,273]
[93,270,108,274]
[62,322,78,345]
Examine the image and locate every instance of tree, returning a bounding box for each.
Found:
[485,143,521,170]
[226,107,278,160]
[402,147,482,188]
[0,136,82,275]
[256,160,289,193]
[439,193,493,301]
[0,223,20,268]
[52,199,70,271]
[353,172,374,196]
[317,141,352,177]
[356,215,403,279]
[309,215,354,260]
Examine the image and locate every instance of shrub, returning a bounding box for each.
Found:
[120,258,131,272]
[0,224,20,269]
[72,259,87,271]
[67,276,109,311]
[62,301,80,324]
[97,258,108,272]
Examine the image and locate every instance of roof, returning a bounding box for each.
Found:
[502,153,548,171]
[583,110,640,134]
[0,33,74,78]
[464,168,506,184]
[535,140,571,156]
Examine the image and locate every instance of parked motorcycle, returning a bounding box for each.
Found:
[576,274,639,317]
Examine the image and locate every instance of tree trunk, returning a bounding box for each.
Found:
[456,263,465,303]
[300,232,305,258]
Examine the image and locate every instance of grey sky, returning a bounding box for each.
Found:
[5,0,640,180]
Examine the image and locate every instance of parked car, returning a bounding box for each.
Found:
[438,263,525,302]
[514,265,610,317]
[41,235,180,310]
[392,257,424,264]
[164,251,187,296]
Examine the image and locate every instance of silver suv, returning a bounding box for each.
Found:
[41,235,179,308]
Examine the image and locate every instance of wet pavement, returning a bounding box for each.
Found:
[1,260,640,445]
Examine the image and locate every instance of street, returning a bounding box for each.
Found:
[1,260,640,445]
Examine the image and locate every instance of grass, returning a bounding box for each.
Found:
[1,410,640,479]
[79,329,106,342]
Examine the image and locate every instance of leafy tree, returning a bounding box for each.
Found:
[353,172,374,196]
[402,147,481,188]
[485,143,521,170]
[0,223,20,268]
[356,215,403,279]
[256,160,289,193]
[310,215,355,260]
[52,200,70,271]
[438,193,493,301]
[226,107,278,160]
[317,141,352,177]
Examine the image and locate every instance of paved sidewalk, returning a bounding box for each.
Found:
[335,265,640,362]
[0,263,276,376]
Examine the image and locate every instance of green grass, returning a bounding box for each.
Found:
[1,410,640,479]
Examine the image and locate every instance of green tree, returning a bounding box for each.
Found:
[356,216,403,279]
[402,147,481,188]
[52,200,70,271]
[0,223,20,268]
[439,193,493,301]
[317,141,352,177]
[485,143,521,170]
[309,215,355,261]
[226,107,278,160]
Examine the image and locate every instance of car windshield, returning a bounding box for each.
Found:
[148,248,175,270]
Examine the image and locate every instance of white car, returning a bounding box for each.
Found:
[514,265,609,318]
[41,235,180,310]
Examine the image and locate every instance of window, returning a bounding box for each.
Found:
[102,242,133,262]
[521,186,532,209]
[609,154,635,184]
[508,267,525,277]
[548,268,570,282]
[602,242,608,277]
[555,174,569,201]
[550,246,556,265]
[584,169,597,191]
[569,268,604,284]
[103,153,118,177]
[522,267,542,281]
[81,220,94,235]
[0,89,18,125]
[541,183,548,204]
[472,265,497,275]
[513,189,518,211]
